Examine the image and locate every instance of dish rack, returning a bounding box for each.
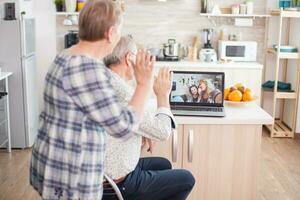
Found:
[263,9,300,138]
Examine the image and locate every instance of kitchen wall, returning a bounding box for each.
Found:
[56,0,268,63]
[120,0,267,63]
[32,0,56,111]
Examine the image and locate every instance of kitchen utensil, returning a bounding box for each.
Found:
[201,0,208,13]
[191,36,200,61]
[163,39,180,59]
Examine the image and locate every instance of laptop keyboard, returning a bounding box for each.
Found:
[172,107,223,112]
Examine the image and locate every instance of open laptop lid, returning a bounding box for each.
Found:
[170,71,225,107]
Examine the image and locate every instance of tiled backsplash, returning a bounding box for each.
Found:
[56,0,268,63]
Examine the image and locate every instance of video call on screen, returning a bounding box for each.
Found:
[171,73,223,104]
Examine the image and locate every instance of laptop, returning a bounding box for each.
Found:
[170,71,225,117]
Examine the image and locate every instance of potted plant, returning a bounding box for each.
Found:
[54,0,64,12]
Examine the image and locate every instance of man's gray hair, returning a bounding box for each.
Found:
[104,35,137,67]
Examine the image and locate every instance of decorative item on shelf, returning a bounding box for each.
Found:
[273,45,298,52]
[77,0,85,12]
[54,0,64,12]
[262,80,293,92]
[246,0,254,14]
[279,0,292,9]
[240,4,247,14]
[65,0,77,12]
[231,4,240,15]
[220,7,231,14]
[211,4,222,15]
[200,0,208,13]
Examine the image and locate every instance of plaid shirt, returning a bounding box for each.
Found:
[30,53,138,200]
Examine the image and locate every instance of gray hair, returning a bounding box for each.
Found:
[104,35,137,67]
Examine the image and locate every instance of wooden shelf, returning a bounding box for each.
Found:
[263,90,297,99]
[271,9,300,18]
[199,13,270,18]
[265,120,293,138]
[267,48,300,59]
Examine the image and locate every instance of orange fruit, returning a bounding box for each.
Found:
[224,88,230,100]
[230,86,237,92]
[228,90,243,102]
[245,88,251,93]
[242,91,254,102]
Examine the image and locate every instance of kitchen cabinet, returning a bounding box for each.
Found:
[182,125,261,200]
[141,104,273,200]
[141,125,183,169]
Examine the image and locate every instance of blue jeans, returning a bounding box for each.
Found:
[103,157,195,200]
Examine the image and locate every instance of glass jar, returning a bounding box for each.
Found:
[231,4,240,15]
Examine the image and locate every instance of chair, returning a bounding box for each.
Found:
[103,174,124,200]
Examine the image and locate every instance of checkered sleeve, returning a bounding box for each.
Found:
[62,58,138,139]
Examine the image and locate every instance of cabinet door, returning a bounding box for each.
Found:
[141,125,183,169]
[182,125,261,200]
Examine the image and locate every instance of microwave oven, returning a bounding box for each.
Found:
[218,41,257,62]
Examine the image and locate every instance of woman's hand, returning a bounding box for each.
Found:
[154,68,173,108]
[132,49,155,88]
[141,137,155,154]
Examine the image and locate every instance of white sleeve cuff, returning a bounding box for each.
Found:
[156,107,177,129]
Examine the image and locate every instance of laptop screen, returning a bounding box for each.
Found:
[170,71,225,107]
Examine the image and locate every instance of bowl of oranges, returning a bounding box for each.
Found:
[224,83,257,106]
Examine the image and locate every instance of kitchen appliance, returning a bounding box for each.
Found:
[163,39,180,61]
[170,71,225,117]
[218,40,257,62]
[65,30,79,48]
[200,29,218,63]
[4,3,16,20]
[199,49,218,62]
[0,18,39,148]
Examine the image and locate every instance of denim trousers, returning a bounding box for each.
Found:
[102,157,195,200]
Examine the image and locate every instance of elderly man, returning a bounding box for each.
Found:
[102,35,195,200]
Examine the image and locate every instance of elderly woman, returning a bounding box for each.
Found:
[30,1,154,199]
[103,36,195,200]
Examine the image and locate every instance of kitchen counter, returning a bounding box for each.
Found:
[175,103,273,125]
[155,61,263,70]
[143,101,272,200]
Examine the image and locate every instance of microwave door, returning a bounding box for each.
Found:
[226,46,246,61]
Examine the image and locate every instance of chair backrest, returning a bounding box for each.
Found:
[103,174,124,200]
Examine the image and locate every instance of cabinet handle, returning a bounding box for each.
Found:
[188,129,194,163]
[172,129,178,162]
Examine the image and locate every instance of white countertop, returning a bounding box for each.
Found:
[155,61,263,70]
[175,103,273,125]
[0,72,13,81]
